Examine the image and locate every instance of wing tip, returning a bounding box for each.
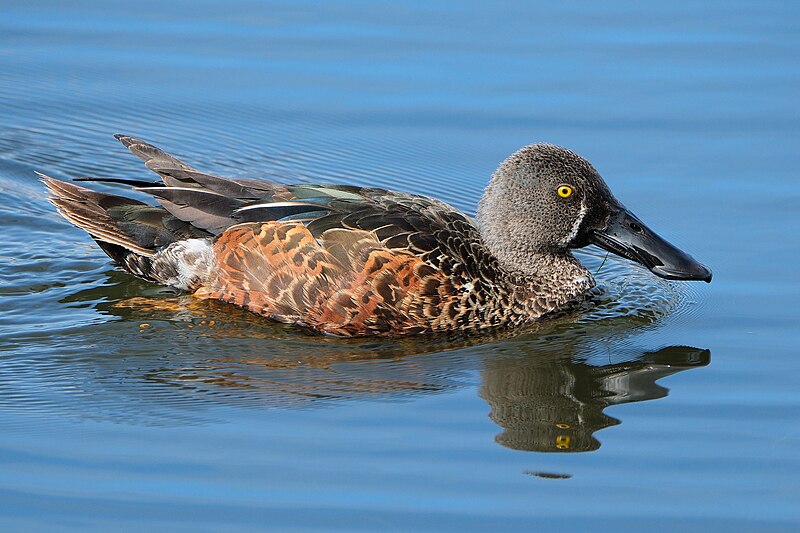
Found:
[114,133,138,147]
[35,170,52,184]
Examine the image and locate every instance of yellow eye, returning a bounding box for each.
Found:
[557,185,573,198]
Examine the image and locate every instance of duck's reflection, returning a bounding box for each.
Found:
[480,345,709,452]
[50,271,711,453]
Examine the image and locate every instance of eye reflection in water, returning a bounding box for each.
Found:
[31,268,711,454]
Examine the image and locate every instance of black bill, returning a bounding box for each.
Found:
[589,207,712,282]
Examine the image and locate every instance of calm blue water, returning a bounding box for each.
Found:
[1,1,799,531]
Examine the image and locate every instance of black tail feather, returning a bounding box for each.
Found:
[74,176,162,188]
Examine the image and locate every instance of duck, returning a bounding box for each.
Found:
[41,135,711,337]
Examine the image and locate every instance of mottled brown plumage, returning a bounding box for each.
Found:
[42,134,711,337]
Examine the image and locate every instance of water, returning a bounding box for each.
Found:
[1,1,798,530]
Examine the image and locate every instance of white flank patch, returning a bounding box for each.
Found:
[167,238,216,290]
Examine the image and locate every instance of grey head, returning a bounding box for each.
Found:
[477,144,712,283]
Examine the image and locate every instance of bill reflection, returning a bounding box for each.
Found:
[481,346,709,452]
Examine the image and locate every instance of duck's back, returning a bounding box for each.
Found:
[44,136,509,336]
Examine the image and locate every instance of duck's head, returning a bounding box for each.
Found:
[477,144,712,282]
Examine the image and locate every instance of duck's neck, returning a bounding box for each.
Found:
[500,250,595,320]
[476,212,595,317]
[507,249,590,280]
[496,247,594,291]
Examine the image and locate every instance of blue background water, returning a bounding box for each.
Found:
[1,1,798,531]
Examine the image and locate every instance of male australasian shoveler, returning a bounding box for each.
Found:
[42,135,711,337]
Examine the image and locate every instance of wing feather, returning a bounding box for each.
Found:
[137,187,244,233]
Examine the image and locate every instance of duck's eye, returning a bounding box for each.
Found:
[557,185,573,198]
